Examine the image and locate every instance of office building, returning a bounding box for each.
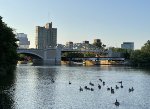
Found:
[35,22,57,49]
[121,42,134,50]
[16,33,30,49]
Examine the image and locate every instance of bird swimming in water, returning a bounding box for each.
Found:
[69,81,71,84]
[114,99,120,106]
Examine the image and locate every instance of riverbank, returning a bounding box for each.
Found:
[61,60,125,66]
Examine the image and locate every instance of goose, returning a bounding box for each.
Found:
[69,81,71,84]
[99,78,102,82]
[120,84,123,88]
[91,88,94,91]
[79,86,83,91]
[115,85,119,89]
[98,84,101,89]
[111,87,114,94]
[117,81,122,84]
[103,81,105,86]
[129,88,132,92]
[114,99,120,106]
[107,87,110,91]
[131,87,134,91]
[89,82,94,86]
[85,86,90,90]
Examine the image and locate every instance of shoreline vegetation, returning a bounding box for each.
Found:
[0,16,18,76]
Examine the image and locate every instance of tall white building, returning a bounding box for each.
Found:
[16,33,30,49]
[121,42,134,50]
[35,22,57,49]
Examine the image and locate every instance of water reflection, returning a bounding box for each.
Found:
[0,70,16,109]
[0,65,150,109]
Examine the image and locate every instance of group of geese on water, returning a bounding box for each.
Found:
[68,79,134,107]
[51,78,134,107]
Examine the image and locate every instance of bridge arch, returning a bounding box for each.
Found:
[17,51,44,59]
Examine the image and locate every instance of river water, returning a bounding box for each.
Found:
[0,65,150,109]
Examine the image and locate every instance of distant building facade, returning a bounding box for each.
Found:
[16,33,30,49]
[35,22,57,49]
[66,41,73,49]
[121,42,134,50]
[94,39,101,43]
[83,40,89,44]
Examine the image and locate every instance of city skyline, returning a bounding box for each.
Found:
[0,0,150,49]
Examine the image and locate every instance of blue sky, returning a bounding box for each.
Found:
[0,0,150,49]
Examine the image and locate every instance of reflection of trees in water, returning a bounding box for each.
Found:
[0,70,16,109]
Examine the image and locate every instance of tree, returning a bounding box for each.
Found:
[93,39,106,49]
[0,16,18,75]
[141,40,150,54]
[130,40,150,66]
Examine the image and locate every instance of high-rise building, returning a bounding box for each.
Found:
[35,22,57,49]
[16,33,30,49]
[121,42,134,50]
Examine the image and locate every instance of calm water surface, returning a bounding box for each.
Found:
[1,65,150,109]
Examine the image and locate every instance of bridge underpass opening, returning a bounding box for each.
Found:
[18,53,43,65]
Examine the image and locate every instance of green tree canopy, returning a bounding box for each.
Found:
[93,39,106,49]
[130,40,150,66]
[141,40,150,53]
[0,16,18,75]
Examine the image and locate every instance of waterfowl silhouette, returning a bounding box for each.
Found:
[107,87,110,91]
[79,86,83,91]
[69,81,71,84]
[103,81,105,86]
[131,87,134,91]
[98,84,101,89]
[89,82,94,86]
[114,99,120,106]
[85,86,90,90]
[111,87,114,94]
[99,78,102,82]
[91,88,94,91]
[51,79,55,83]
[115,85,119,89]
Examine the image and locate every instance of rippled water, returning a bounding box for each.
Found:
[1,65,150,109]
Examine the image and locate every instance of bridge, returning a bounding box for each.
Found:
[17,48,61,65]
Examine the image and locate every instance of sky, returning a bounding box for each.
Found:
[0,0,150,49]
